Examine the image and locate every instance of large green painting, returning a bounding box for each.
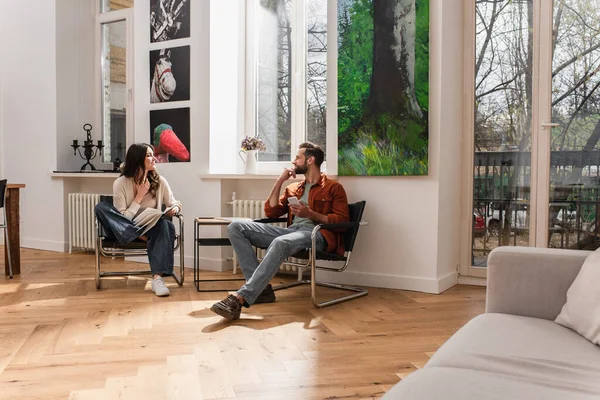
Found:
[338,0,429,176]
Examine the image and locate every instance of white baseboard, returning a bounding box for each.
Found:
[457,275,487,287]
[21,237,68,253]
[437,270,459,293]
[9,237,475,294]
[316,269,458,294]
[126,254,232,272]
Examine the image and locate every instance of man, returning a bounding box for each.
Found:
[210,142,350,320]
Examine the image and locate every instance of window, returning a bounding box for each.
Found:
[249,0,330,167]
[306,0,327,150]
[97,6,133,166]
[100,0,134,13]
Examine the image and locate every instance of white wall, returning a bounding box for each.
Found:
[209,0,245,174]
[0,0,467,293]
[0,0,66,251]
[135,1,224,270]
[435,0,464,290]
[56,0,96,172]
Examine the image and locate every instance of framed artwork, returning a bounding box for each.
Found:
[338,0,429,176]
[149,107,191,163]
[150,0,190,43]
[149,45,190,103]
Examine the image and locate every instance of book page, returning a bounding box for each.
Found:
[162,204,179,215]
[133,207,163,236]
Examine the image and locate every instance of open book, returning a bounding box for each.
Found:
[133,205,179,236]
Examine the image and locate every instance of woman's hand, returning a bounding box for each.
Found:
[134,178,150,203]
[165,207,178,217]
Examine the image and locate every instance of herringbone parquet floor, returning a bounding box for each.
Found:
[0,248,485,400]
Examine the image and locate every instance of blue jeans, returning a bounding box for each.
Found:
[95,202,175,276]
[227,220,327,306]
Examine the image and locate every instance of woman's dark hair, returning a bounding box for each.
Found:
[121,143,159,197]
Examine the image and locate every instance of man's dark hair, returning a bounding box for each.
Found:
[299,142,325,167]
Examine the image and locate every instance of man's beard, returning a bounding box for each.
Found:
[295,164,308,174]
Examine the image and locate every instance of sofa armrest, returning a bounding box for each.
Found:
[486,246,590,320]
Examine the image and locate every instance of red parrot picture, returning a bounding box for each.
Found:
[150,108,191,163]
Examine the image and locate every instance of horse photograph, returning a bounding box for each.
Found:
[150,0,190,43]
[149,45,190,103]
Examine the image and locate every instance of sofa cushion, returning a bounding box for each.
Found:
[425,313,600,395]
[382,367,599,400]
[555,249,600,345]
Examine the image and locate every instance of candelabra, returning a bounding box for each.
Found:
[71,124,104,171]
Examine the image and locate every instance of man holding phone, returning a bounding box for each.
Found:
[210,142,350,320]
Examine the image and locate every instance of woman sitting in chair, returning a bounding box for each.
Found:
[95,143,181,297]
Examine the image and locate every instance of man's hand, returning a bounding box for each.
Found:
[289,201,311,218]
[278,168,296,183]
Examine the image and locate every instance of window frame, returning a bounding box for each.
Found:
[245,0,337,175]
[95,6,134,169]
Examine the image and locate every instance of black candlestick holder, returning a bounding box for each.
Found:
[71,124,104,171]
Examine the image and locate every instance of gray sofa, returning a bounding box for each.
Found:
[383,247,600,399]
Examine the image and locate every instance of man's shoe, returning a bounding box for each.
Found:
[151,277,170,297]
[210,294,242,320]
[254,284,276,304]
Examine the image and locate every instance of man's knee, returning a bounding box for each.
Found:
[227,220,254,238]
[227,220,242,237]
[269,236,292,255]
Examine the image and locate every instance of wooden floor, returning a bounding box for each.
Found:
[0,248,486,400]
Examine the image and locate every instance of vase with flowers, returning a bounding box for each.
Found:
[239,136,266,174]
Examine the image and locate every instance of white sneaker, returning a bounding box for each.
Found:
[151,277,170,297]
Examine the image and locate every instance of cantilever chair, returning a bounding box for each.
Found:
[0,180,13,279]
[94,195,184,289]
[255,200,368,308]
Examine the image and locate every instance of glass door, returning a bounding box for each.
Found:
[465,0,600,277]
[543,0,600,252]
[469,0,535,271]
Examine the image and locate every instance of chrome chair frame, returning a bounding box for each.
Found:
[0,179,13,279]
[94,195,185,289]
[256,201,368,308]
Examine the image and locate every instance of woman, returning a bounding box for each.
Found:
[95,143,182,297]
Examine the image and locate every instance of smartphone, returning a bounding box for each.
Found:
[287,196,300,206]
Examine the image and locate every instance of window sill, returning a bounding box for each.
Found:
[50,171,120,178]
[198,173,294,180]
[198,173,338,180]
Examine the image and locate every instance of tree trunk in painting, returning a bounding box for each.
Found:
[364,0,422,123]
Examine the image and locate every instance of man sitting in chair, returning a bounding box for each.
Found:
[210,142,350,320]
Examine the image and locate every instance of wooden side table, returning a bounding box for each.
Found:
[5,184,25,276]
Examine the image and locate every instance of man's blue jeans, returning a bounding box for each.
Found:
[227,220,327,306]
[95,202,175,276]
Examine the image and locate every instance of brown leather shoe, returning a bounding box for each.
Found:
[210,294,242,320]
[254,284,276,304]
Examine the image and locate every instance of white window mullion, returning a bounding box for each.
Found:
[291,0,307,153]
[125,9,134,162]
[245,1,258,149]
[325,0,337,174]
